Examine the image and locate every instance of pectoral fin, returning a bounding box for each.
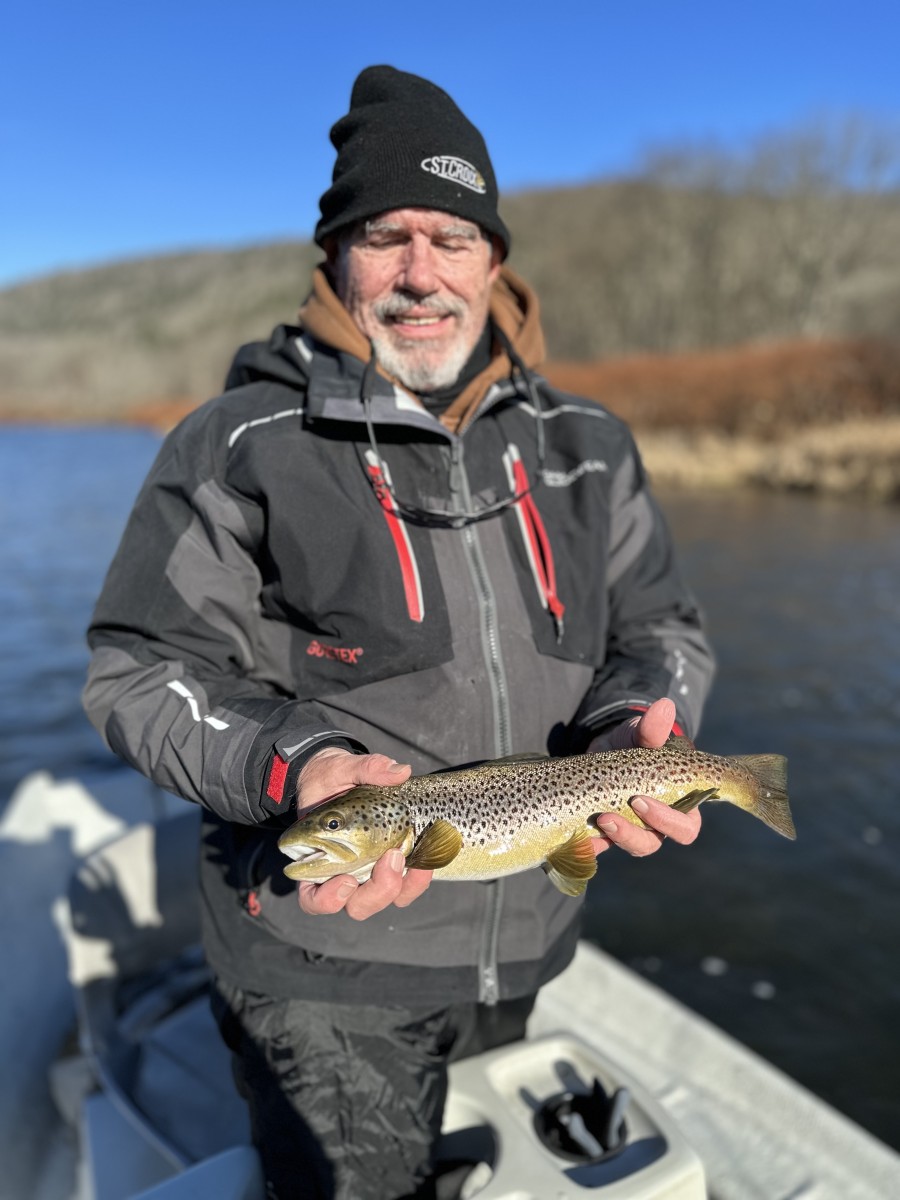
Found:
[672,787,719,814]
[405,820,463,871]
[543,828,598,896]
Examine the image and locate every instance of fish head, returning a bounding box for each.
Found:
[277,786,415,882]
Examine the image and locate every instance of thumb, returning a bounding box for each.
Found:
[633,698,676,748]
[354,753,412,786]
[297,749,410,813]
[309,749,411,790]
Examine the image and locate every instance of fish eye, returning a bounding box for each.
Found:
[321,815,344,831]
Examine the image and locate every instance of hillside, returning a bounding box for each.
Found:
[2,165,900,499]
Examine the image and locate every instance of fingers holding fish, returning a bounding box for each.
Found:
[631,794,702,844]
[297,875,356,915]
[298,848,434,920]
[392,866,436,909]
[592,812,663,858]
[593,794,702,858]
[340,850,432,919]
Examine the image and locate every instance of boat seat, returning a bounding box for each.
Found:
[63,809,253,1195]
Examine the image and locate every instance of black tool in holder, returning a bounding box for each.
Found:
[534,1079,631,1165]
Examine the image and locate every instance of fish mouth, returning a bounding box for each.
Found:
[280,844,328,865]
[280,841,352,882]
[278,835,362,866]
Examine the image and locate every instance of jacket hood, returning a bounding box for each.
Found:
[224,264,546,437]
[223,323,314,393]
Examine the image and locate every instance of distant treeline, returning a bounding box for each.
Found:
[1,117,899,421]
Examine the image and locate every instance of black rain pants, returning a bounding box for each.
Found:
[211,980,536,1200]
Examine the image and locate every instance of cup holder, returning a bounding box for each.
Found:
[533,1079,630,1165]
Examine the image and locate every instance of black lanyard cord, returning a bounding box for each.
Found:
[358,328,546,528]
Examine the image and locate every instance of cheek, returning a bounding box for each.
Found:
[454,260,496,315]
[458,281,492,327]
[342,287,379,335]
[338,258,391,320]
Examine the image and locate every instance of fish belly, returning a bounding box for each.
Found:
[430,817,585,882]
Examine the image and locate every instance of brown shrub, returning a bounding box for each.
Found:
[543,337,900,436]
[34,335,900,442]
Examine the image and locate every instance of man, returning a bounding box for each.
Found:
[84,66,714,1200]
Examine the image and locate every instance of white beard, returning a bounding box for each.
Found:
[371,333,473,394]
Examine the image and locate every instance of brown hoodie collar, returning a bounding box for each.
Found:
[296,265,546,434]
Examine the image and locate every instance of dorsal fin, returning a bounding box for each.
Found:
[494,752,549,764]
[543,828,597,896]
[405,820,463,871]
[664,733,697,752]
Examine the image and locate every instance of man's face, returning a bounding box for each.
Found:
[331,208,501,393]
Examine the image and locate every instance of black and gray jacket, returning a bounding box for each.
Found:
[83,314,714,1007]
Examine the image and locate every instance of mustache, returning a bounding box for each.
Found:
[374,293,466,320]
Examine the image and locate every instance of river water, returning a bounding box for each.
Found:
[1,426,898,1151]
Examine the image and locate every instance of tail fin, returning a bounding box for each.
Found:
[732,754,795,839]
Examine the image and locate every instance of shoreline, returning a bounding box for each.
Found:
[3,409,900,503]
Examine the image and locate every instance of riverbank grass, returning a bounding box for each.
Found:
[636,417,900,501]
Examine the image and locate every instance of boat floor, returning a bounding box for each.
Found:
[2,771,898,1200]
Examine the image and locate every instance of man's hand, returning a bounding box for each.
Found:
[586,697,702,858]
[294,747,433,920]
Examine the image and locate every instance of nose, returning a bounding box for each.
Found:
[399,235,438,296]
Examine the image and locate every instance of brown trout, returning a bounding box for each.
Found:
[278,742,793,896]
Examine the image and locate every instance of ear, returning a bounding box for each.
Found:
[323,236,340,267]
[488,236,503,283]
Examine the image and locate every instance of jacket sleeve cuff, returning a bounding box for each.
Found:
[258,731,367,820]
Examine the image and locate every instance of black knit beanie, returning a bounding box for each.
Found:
[315,65,510,256]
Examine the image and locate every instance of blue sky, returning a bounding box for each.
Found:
[2,0,898,288]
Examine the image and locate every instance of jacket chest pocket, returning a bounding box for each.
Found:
[265,498,454,694]
[501,485,611,669]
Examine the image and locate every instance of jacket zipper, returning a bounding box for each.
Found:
[453,439,510,1004]
[454,441,512,759]
[478,879,504,1005]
